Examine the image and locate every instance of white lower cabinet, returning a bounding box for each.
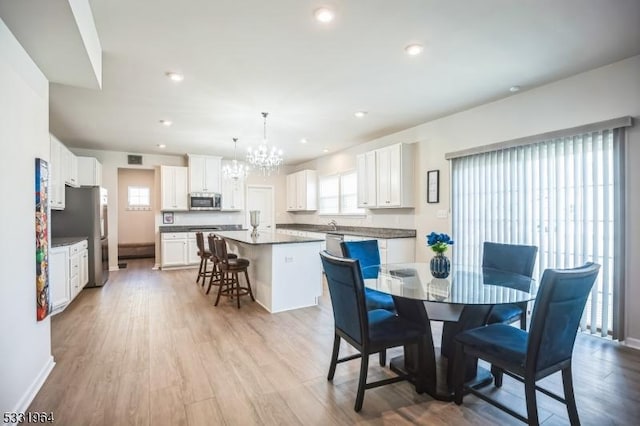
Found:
[378,238,415,264]
[161,233,189,267]
[161,232,201,268]
[50,239,89,314]
[276,228,414,263]
[187,232,201,265]
[80,248,89,288]
[50,248,70,311]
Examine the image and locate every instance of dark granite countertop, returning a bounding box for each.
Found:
[214,230,324,245]
[275,223,416,239]
[52,237,87,248]
[159,224,244,233]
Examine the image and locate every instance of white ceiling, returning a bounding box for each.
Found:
[40,0,640,164]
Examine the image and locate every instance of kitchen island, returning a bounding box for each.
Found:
[214,230,324,313]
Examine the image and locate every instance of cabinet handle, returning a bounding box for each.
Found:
[386,200,390,204]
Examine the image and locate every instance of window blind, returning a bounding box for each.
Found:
[451,127,627,339]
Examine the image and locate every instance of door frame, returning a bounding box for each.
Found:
[245,185,276,232]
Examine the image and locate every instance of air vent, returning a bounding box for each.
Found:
[128,155,142,165]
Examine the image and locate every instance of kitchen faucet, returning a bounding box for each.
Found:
[328,219,338,231]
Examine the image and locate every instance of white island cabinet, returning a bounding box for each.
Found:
[214,231,323,313]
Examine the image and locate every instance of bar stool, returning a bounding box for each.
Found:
[212,237,254,309]
[205,234,238,295]
[195,232,213,285]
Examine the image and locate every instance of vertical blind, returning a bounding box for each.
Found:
[451,127,626,339]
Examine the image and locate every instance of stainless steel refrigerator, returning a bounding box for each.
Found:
[52,186,109,287]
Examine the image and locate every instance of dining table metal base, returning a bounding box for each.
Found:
[389,354,494,401]
[391,296,494,400]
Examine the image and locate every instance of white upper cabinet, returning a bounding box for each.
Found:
[356,151,377,208]
[286,170,317,211]
[161,166,189,211]
[49,134,65,210]
[286,173,297,211]
[77,156,102,186]
[221,176,245,211]
[356,143,414,209]
[61,144,79,187]
[188,154,222,193]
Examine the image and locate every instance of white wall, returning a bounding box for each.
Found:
[302,55,640,342]
[0,19,54,413]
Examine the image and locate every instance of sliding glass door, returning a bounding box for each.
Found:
[451,126,626,339]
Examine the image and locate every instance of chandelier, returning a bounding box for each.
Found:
[246,112,283,175]
[222,138,248,182]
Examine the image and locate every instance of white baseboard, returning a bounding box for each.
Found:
[13,356,55,413]
[621,337,640,350]
[109,266,120,272]
[153,263,160,270]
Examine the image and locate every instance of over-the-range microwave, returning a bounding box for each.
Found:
[189,192,221,210]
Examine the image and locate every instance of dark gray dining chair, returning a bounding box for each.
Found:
[483,241,538,330]
[453,262,600,425]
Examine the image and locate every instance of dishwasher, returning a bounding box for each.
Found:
[325,233,344,256]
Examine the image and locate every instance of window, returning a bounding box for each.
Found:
[451,125,627,339]
[128,186,150,210]
[318,171,365,215]
[319,175,339,214]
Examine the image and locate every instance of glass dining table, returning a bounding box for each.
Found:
[362,263,537,401]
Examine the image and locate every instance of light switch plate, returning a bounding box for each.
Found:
[437,209,448,219]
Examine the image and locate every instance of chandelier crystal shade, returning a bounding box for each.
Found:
[246,112,283,175]
[222,138,248,181]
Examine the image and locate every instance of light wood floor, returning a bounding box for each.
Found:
[29,259,640,425]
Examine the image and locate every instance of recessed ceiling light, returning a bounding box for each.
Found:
[354,111,367,118]
[157,144,166,149]
[159,120,172,127]
[314,7,335,23]
[165,72,184,82]
[323,148,329,153]
[404,44,424,56]
[300,138,308,144]
[510,85,521,93]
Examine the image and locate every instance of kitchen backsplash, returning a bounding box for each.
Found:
[289,210,416,229]
[171,211,246,226]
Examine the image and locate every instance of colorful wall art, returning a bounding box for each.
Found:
[35,158,50,321]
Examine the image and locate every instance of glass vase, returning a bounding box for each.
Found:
[430,252,450,278]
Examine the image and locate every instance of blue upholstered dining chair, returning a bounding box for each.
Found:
[483,242,538,330]
[340,240,396,312]
[319,250,428,412]
[453,262,600,425]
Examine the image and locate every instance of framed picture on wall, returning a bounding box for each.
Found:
[427,170,439,204]
[162,212,174,224]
